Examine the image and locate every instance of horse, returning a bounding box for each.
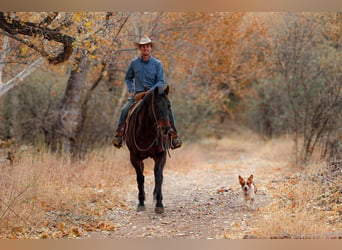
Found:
[125,85,172,214]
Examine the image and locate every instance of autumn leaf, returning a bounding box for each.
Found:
[58,222,65,233]
[71,227,82,237]
[40,231,49,239]
[97,222,116,231]
[85,21,91,28]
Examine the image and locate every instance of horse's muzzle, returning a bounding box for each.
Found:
[161,125,171,135]
[158,120,171,135]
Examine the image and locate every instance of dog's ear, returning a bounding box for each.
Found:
[248,174,253,181]
[238,175,243,182]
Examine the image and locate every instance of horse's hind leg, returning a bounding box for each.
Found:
[131,156,145,212]
[153,153,166,214]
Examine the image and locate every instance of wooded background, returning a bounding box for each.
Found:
[0,12,341,164]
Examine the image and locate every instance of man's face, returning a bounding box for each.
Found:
[139,43,152,57]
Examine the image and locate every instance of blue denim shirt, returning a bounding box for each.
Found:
[125,56,165,93]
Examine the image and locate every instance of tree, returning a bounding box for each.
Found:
[0,12,130,158]
[151,13,269,137]
[257,13,341,164]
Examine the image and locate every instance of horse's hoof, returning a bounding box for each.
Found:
[137,205,146,212]
[155,207,164,214]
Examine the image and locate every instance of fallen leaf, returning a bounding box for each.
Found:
[231,222,240,227]
[58,222,65,232]
[40,231,49,239]
[71,227,81,237]
[12,227,24,234]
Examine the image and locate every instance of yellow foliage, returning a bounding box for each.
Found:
[85,21,91,28]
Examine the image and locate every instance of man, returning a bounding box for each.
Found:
[112,36,182,149]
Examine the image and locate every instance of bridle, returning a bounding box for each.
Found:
[132,90,171,153]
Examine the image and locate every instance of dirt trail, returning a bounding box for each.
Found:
[85,138,279,239]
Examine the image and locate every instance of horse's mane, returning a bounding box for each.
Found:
[140,89,154,106]
[134,88,166,114]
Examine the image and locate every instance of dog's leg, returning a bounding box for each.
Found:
[250,197,256,210]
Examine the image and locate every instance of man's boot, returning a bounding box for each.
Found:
[170,129,182,149]
[112,126,125,148]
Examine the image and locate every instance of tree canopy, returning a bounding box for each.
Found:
[0,12,341,163]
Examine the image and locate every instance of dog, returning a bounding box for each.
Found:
[238,175,257,208]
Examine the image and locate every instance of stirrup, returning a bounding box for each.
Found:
[171,136,182,149]
[112,135,123,148]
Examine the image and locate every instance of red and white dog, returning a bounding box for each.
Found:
[238,175,257,208]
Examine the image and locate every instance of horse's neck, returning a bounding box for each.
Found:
[137,102,156,135]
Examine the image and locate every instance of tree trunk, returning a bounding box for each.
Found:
[113,84,127,129]
[51,49,91,156]
[73,62,106,159]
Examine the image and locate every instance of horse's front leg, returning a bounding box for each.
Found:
[153,153,166,214]
[130,155,146,212]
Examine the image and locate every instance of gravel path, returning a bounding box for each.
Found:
[86,144,272,239]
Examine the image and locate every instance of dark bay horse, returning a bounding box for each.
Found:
[125,85,172,214]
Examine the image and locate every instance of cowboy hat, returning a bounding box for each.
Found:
[135,36,153,47]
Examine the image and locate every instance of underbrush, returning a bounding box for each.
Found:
[0,146,132,239]
[1,135,340,239]
[0,141,204,239]
[252,163,341,238]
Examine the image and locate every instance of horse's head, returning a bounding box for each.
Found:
[151,85,171,136]
[127,85,172,154]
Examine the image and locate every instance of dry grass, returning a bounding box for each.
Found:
[208,134,341,239]
[166,142,208,174]
[0,142,208,238]
[252,162,341,238]
[0,134,340,239]
[0,145,134,238]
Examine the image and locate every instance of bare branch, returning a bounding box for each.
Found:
[0,12,75,64]
[0,57,44,97]
[0,35,10,83]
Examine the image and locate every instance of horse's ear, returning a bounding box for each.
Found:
[163,85,169,95]
[154,86,159,95]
